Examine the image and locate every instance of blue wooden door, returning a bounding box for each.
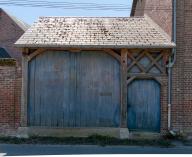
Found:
[76,52,120,127]
[127,79,160,132]
[28,51,120,127]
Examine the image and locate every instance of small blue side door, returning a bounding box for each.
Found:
[127,79,161,132]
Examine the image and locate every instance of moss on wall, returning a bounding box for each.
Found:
[0,59,16,66]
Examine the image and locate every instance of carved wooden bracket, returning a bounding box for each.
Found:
[27,48,47,61]
[103,49,121,62]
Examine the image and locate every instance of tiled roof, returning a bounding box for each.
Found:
[15,16,175,48]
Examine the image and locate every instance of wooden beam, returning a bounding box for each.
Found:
[162,50,170,65]
[127,74,164,86]
[21,49,29,127]
[45,48,121,62]
[127,76,136,85]
[145,52,164,73]
[22,48,29,55]
[127,51,146,73]
[120,48,128,128]
[46,48,109,51]
[27,48,46,61]
[127,73,167,78]
[69,49,81,53]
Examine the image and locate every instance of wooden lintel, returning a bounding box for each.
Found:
[46,48,102,51]
[46,48,82,52]
[34,48,121,62]
[69,49,81,52]
[120,48,128,128]
[145,48,170,52]
[127,74,164,85]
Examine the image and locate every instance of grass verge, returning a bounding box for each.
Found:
[0,135,173,147]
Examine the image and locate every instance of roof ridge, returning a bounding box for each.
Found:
[38,16,144,18]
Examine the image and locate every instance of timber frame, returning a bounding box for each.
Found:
[21,47,171,135]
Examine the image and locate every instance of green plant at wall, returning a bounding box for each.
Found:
[0,59,16,66]
[0,135,174,147]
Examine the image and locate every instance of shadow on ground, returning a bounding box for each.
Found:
[0,135,192,155]
[1,144,192,156]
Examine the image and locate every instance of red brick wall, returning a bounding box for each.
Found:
[0,9,24,135]
[0,64,21,136]
[132,0,172,37]
[172,0,192,133]
[131,0,146,16]
[182,1,192,132]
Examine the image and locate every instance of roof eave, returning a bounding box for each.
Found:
[14,43,176,49]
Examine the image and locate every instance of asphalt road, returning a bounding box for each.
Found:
[0,144,192,156]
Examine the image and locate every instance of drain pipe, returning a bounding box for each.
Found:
[167,0,176,135]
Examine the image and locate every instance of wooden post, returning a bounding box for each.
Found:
[120,49,128,128]
[21,48,29,127]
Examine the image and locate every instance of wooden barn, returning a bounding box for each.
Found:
[15,16,175,138]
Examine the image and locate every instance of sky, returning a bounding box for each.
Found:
[0,0,133,25]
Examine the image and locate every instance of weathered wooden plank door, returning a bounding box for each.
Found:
[76,51,120,127]
[127,79,160,132]
[28,51,120,127]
